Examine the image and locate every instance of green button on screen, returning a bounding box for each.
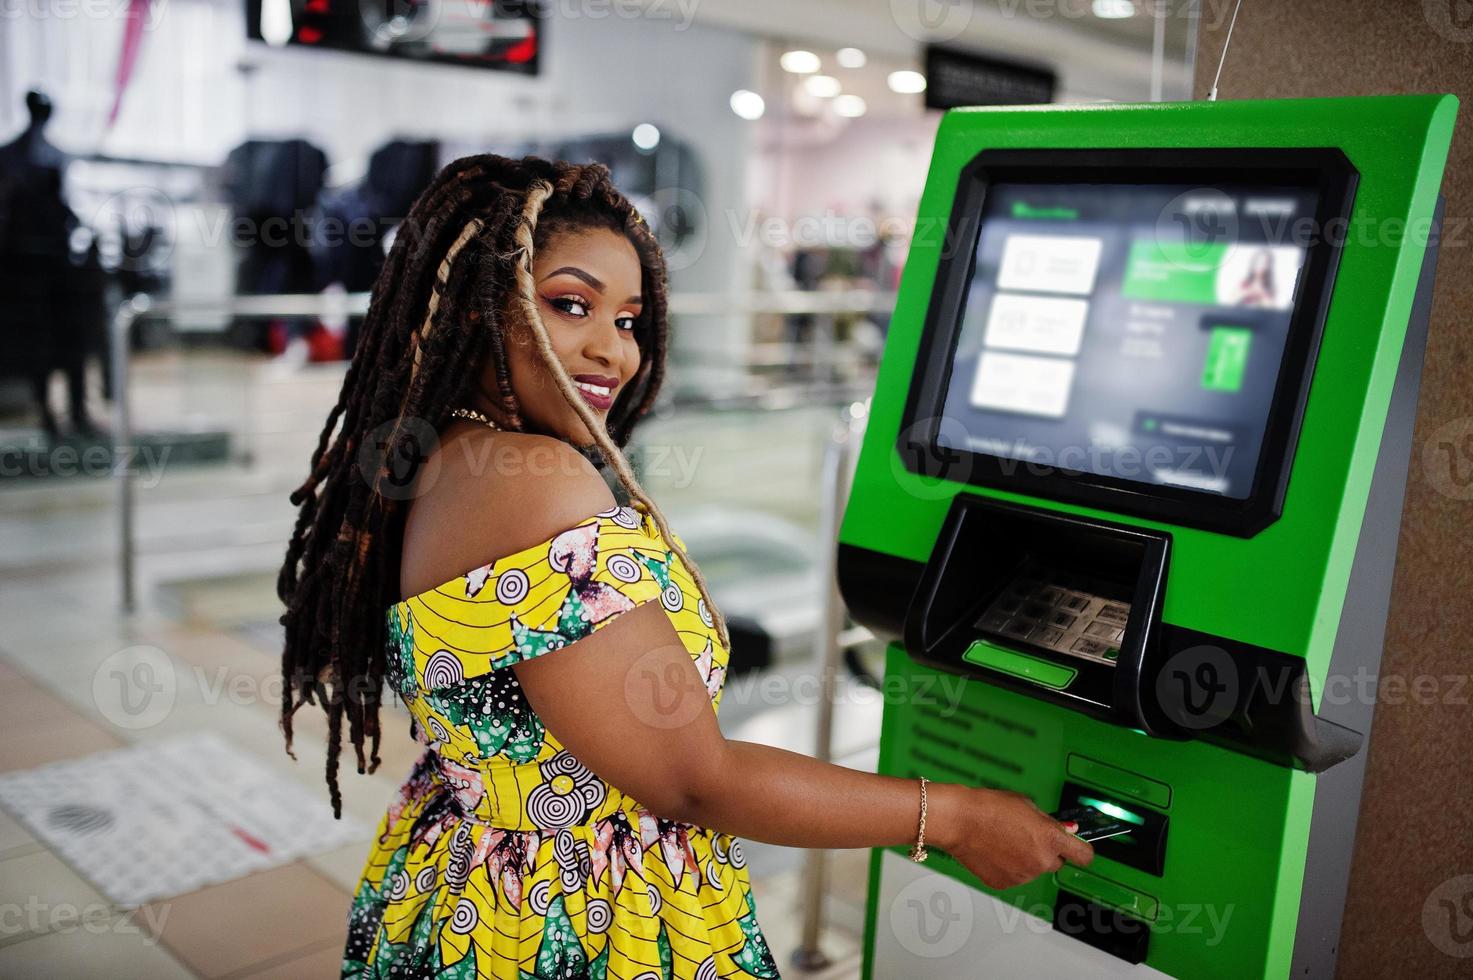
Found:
[1202,325,1253,392]
[962,640,1077,689]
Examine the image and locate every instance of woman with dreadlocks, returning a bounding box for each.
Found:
[278,155,1091,980]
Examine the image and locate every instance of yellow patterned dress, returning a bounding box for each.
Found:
[344,504,780,980]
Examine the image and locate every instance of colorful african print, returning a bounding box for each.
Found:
[345,505,779,980]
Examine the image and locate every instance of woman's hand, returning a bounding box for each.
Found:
[927,783,1094,891]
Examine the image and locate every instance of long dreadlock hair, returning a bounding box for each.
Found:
[277,155,730,817]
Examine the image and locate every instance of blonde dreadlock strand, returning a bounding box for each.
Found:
[511,179,732,651]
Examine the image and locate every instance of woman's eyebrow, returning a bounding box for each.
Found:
[540,266,605,292]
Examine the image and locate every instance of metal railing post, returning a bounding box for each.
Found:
[111,294,147,615]
[792,399,867,972]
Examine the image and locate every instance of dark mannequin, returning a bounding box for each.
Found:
[0,90,100,440]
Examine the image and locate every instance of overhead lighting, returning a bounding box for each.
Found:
[803,74,841,98]
[730,89,766,120]
[1092,0,1136,17]
[631,123,660,150]
[887,70,927,94]
[836,47,866,69]
[834,94,867,118]
[779,49,821,74]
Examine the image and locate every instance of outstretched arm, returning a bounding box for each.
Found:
[515,599,1092,891]
[409,434,1091,892]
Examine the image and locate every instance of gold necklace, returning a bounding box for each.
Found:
[449,406,501,431]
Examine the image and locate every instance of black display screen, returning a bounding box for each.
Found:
[246,0,541,74]
[898,148,1358,536]
[937,182,1320,500]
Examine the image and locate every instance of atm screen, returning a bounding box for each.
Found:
[937,181,1322,500]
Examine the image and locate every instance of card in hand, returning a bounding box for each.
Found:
[1052,805,1134,842]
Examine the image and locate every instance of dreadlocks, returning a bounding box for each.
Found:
[276,155,730,817]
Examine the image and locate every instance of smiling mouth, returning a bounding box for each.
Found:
[572,377,618,411]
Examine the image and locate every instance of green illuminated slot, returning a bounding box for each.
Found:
[1077,794,1147,826]
[962,640,1077,690]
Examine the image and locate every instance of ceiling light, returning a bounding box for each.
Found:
[803,74,841,98]
[632,123,660,150]
[834,94,867,118]
[836,47,866,68]
[1092,0,1136,17]
[780,49,821,74]
[887,70,927,94]
[730,89,766,120]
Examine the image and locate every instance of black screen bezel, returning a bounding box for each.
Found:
[897,147,1359,537]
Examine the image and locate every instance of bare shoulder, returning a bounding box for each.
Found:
[398,428,616,599]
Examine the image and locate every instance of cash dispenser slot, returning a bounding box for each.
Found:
[905,495,1172,733]
[1050,779,1169,965]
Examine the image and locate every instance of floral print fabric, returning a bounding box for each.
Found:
[346,505,779,979]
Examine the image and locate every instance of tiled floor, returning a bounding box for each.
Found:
[0,350,872,978]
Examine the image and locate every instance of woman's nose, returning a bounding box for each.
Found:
[583,316,622,368]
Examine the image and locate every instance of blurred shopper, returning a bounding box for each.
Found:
[221,137,328,353]
[310,139,439,359]
[277,156,1090,979]
[0,90,102,440]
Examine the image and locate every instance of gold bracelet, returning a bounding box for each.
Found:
[909,776,930,863]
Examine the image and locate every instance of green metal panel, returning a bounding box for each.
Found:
[841,95,1456,688]
[846,96,1456,979]
[865,646,1314,979]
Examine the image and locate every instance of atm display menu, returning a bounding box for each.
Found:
[936,181,1321,501]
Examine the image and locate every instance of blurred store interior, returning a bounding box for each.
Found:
[0,2,1198,976]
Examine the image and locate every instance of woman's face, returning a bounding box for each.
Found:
[496,225,644,444]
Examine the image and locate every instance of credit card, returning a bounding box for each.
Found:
[1052,805,1134,842]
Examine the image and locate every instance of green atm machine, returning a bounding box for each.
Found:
[838,96,1456,978]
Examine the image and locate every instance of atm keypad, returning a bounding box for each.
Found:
[1047,610,1077,630]
[975,564,1130,667]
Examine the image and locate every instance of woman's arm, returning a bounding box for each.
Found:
[416,438,1091,891]
[515,599,1093,891]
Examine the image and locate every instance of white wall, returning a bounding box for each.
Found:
[0,0,761,343]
